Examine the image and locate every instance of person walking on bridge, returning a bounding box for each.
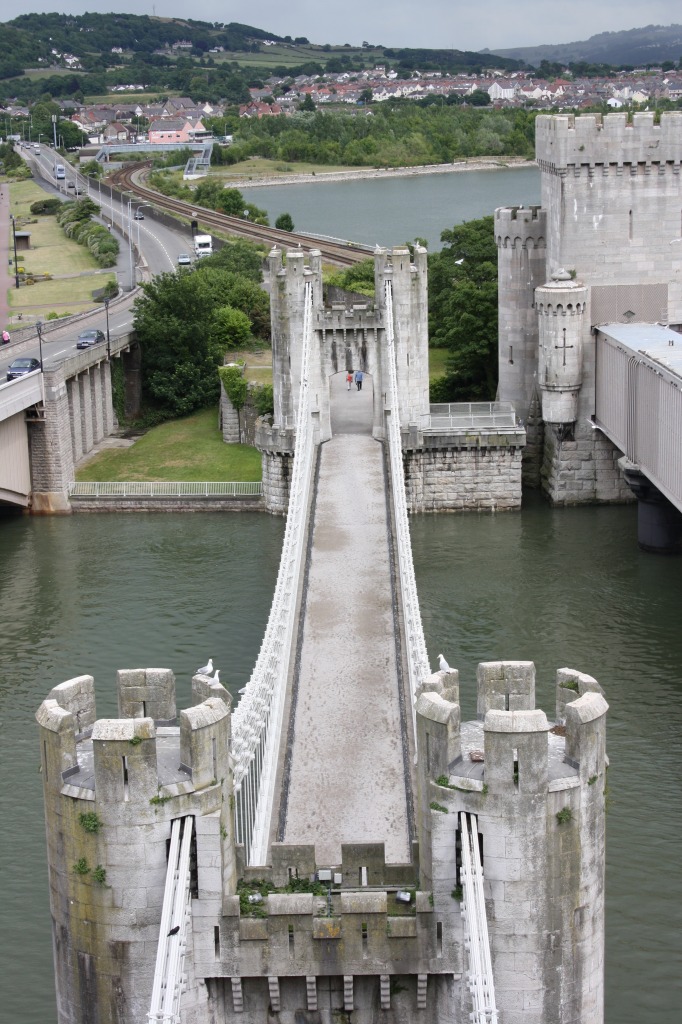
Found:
[346,369,353,391]
[354,369,364,391]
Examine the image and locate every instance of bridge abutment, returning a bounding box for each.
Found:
[620,459,682,552]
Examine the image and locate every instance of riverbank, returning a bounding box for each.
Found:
[228,157,537,190]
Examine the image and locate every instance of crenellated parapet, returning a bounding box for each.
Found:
[536,111,682,172]
[494,205,546,250]
[416,658,608,1024]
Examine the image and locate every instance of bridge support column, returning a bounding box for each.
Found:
[29,367,73,512]
[79,372,94,453]
[67,378,83,464]
[91,364,105,444]
[101,360,114,436]
[121,344,142,420]
[620,459,682,553]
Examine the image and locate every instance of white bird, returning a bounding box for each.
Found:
[238,686,247,695]
[197,658,213,676]
[454,257,465,265]
[213,670,220,684]
[438,653,451,674]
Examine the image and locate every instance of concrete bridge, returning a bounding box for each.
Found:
[36,248,608,1024]
[0,329,138,510]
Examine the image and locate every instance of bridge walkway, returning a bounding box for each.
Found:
[277,372,413,865]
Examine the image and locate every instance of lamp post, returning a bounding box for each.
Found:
[10,215,19,289]
[104,296,111,360]
[51,114,57,149]
[36,320,44,371]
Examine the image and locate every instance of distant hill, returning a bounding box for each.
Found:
[487,24,682,68]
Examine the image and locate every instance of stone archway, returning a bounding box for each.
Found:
[329,370,374,437]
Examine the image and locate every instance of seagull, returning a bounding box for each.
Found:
[213,670,220,684]
[438,653,451,673]
[196,658,213,676]
[167,925,180,937]
[454,257,465,265]
[238,686,247,695]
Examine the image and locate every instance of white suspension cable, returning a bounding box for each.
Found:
[232,278,316,865]
[459,812,498,1024]
[383,279,430,724]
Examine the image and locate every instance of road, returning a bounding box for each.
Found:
[2,145,198,380]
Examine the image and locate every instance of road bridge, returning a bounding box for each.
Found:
[37,248,607,1024]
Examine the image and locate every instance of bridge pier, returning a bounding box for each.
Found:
[620,459,682,553]
[28,367,74,513]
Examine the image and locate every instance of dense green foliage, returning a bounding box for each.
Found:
[56,197,120,267]
[225,107,536,167]
[30,197,62,215]
[326,259,375,297]
[428,216,498,401]
[147,172,270,224]
[0,142,27,175]
[275,212,294,231]
[133,238,268,420]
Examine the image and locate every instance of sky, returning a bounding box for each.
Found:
[1,1,681,53]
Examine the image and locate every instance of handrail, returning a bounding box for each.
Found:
[148,816,194,1024]
[69,481,262,497]
[231,278,316,866]
[384,280,430,727]
[460,812,498,1024]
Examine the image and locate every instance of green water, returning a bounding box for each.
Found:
[0,500,680,1021]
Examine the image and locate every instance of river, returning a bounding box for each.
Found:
[1,165,679,1023]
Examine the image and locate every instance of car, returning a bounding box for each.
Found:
[66,181,75,190]
[177,253,192,266]
[74,187,83,195]
[133,209,145,220]
[7,357,41,381]
[76,329,105,350]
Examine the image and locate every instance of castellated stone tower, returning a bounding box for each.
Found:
[36,670,236,1024]
[497,111,682,504]
[416,662,608,1024]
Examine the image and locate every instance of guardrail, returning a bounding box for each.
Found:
[231,279,316,866]
[421,402,518,432]
[384,280,430,726]
[69,481,262,497]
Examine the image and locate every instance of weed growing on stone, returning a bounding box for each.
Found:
[92,865,107,885]
[73,858,90,875]
[429,801,448,813]
[556,807,573,825]
[78,811,103,834]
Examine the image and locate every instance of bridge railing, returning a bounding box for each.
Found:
[421,402,518,432]
[69,481,262,497]
[460,812,498,1024]
[384,280,431,724]
[231,278,316,866]
[148,816,194,1024]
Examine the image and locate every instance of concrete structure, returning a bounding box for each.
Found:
[37,661,607,1024]
[0,332,137,511]
[259,246,525,514]
[496,112,682,539]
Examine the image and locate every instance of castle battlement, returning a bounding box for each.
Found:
[536,111,682,170]
[494,205,546,249]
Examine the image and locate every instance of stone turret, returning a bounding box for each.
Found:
[417,659,608,1024]
[36,669,235,1024]
[536,269,589,425]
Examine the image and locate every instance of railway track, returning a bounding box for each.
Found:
[108,165,369,268]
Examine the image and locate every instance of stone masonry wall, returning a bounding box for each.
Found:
[541,423,634,505]
[404,442,524,512]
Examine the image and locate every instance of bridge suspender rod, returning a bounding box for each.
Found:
[459,812,498,1024]
[148,816,194,1024]
[383,280,430,724]
[232,277,317,866]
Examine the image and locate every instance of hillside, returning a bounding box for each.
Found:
[488,23,682,68]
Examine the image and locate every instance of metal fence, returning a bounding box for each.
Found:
[422,402,517,432]
[69,481,262,497]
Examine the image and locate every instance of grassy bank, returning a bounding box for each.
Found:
[77,407,262,482]
[8,180,116,319]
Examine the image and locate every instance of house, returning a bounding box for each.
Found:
[148,118,207,143]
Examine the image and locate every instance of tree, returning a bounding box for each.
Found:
[210,305,252,349]
[275,212,294,231]
[299,93,316,112]
[428,216,498,400]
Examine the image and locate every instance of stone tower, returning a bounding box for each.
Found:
[497,111,682,504]
[416,661,608,1024]
[36,670,235,1024]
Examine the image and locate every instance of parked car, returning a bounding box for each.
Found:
[177,253,192,266]
[76,329,105,349]
[7,357,41,381]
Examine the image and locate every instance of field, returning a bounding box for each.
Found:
[213,43,384,71]
[7,180,116,322]
[76,407,262,482]
[214,159,364,180]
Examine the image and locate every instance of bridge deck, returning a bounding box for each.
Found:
[279,378,412,865]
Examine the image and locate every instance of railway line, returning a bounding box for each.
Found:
[107,165,369,268]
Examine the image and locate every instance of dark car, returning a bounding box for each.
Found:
[133,209,145,220]
[76,329,105,349]
[7,357,41,381]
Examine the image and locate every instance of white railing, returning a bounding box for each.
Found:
[421,402,518,432]
[384,280,430,724]
[231,278,316,866]
[148,816,194,1024]
[68,481,262,497]
[460,812,498,1024]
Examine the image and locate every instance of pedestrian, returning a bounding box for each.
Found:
[354,369,364,391]
[346,369,353,391]
[1,329,10,345]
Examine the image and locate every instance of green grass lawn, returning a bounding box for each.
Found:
[215,159,368,179]
[8,180,116,317]
[76,407,262,482]
[429,348,449,379]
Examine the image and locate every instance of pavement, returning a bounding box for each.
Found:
[0,182,14,334]
[282,373,411,865]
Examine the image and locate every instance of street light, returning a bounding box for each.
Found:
[104,296,111,360]
[10,215,19,289]
[36,320,44,371]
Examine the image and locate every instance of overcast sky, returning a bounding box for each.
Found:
[1,2,681,52]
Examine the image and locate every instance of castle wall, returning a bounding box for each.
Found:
[403,433,524,512]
